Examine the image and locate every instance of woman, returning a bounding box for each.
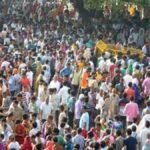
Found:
[15,120,26,145]
[21,136,32,150]
[42,115,56,138]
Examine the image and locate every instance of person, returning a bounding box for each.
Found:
[123,71,133,88]
[124,82,135,100]
[65,134,73,150]
[108,88,119,118]
[142,100,150,116]
[52,128,65,148]
[0,134,5,150]
[0,0,149,149]
[142,72,150,97]
[52,136,63,150]
[44,135,54,150]
[115,130,124,150]
[20,72,31,91]
[123,96,139,124]
[71,66,81,95]
[40,97,53,122]
[58,82,70,105]
[8,135,20,150]
[142,133,150,150]
[7,70,16,96]
[79,105,90,131]
[15,120,26,145]
[60,62,72,77]
[29,122,39,137]
[80,68,91,92]
[139,121,150,149]
[58,105,66,128]
[72,128,85,150]
[74,94,84,128]
[124,128,137,150]
[21,136,32,150]
[8,100,23,121]
[67,90,76,128]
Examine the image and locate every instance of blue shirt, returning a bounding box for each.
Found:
[60,67,72,77]
[124,136,137,150]
[8,75,16,91]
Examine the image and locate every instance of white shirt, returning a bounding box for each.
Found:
[123,74,133,87]
[142,45,147,54]
[79,112,89,131]
[26,71,33,86]
[29,128,39,137]
[96,94,104,110]
[48,80,61,91]
[1,61,10,69]
[8,141,20,150]
[58,86,70,105]
[40,102,52,120]
[139,128,150,147]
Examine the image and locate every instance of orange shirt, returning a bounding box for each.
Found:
[20,77,30,88]
[81,71,89,89]
[124,87,135,100]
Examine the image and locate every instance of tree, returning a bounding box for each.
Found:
[84,0,150,10]
[83,0,150,18]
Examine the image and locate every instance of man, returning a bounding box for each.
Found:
[8,100,23,121]
[60,62,72,77]
[20,72,30,91]
[58,82,70,105]
[67,90,76,128]
[40,97,52,122]
[142,100,150,116]
[79,105,90,131]
[142,72,150,98]
[123,96,139,124]
[115,130,124,150]
[7,70,16,96]
[139,121,150,149]
[74,94,84,128]
[72,128,85,150]
[142,42,150,56]
[115,78,125,97]
[123,71,133,88]
[124,128,137,150]
[124,82,135,100]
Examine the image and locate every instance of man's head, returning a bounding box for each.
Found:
[126,128,132,136]
[145,121,150,128]
[128,82,132,88]
[13,100,19,108]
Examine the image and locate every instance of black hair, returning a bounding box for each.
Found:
[53,128,59,135]
[126,128,132,136]
[32,122,37,128]
[23,114,29,120]
[128,82,132,87]
[53,136,58,143]
[132,125,137,132]
[145,121,150,128]
[77,128,82,134]
[116,130,122,137]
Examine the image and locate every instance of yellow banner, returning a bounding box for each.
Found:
[96,40,108,52]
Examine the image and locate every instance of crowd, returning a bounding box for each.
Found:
[0,0,150,150]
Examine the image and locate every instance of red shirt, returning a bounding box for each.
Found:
[20,77,30,89]
[15,124,26,144]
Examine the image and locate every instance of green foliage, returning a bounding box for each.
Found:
[84,0,150,11]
